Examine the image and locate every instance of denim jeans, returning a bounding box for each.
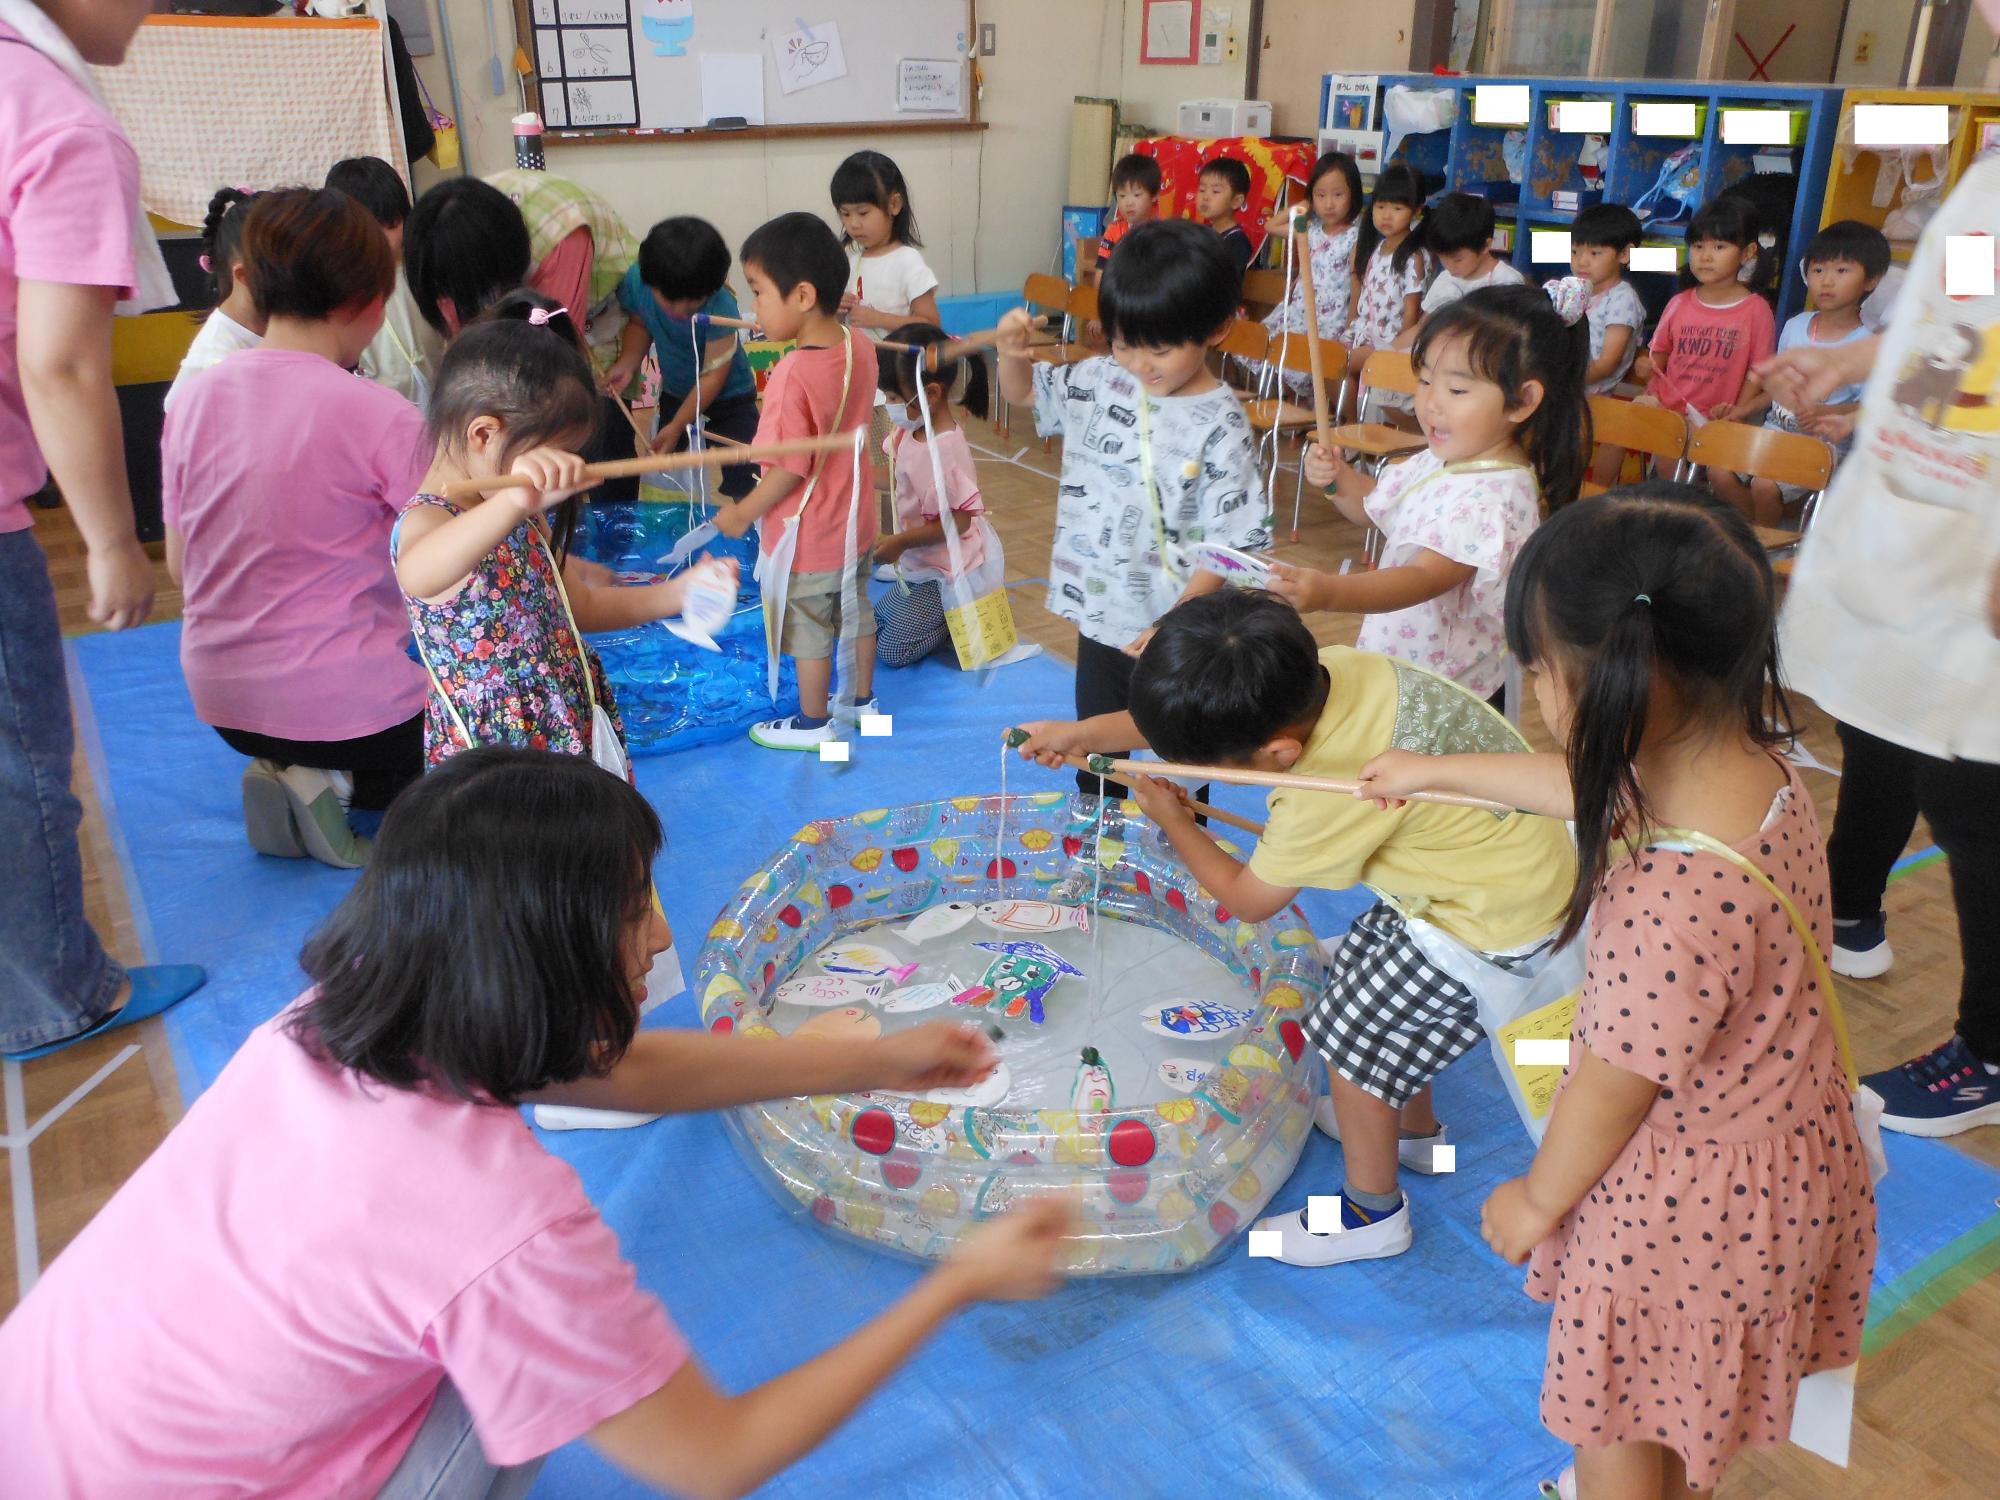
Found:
[0,527,123,1052]
[372,1380,545,1500]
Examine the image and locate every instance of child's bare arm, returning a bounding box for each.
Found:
[1356,749,1573,819]
[1481,1044,1658,1262]
[1583,325,1632,389]
[875,511,967,564]
[712,466,804,538]
[1129,776,1299,923]
[1397,291,1423,335]
[1268,549,1472,617]
[1301,442,1377,524]
[1718,372,1769,424]
[393,448,592,603]
[995,308,1038,405]
[563,556,740,632]
[1012,713,1144,767]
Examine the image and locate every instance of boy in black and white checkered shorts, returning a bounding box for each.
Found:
[1015,592,1575,1267]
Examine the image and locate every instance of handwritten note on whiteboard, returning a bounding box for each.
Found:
[896,58,963,114]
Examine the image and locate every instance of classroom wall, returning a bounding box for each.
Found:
[1256,0,1422,136]
[1110,1,1252,133]
[1724,0,1844,83]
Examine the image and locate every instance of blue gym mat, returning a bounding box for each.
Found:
[68,621,2000,1499]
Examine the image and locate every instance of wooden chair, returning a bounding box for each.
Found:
[1326,349,1426,472]
[1685,419,1838,530]
[1215,318,1269,366]
[1244,332,1350,521]
[1587,395,1690,481]
[1241,268,1289,321]
[1069,282,1099,326]
[996,272,1087,436]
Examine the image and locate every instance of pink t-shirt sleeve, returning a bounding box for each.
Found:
[942,436,983,516]
[9,124,139,295]
[1747,297,1778,367]
[752,359,819,481]
[371,398,432,513]
[425,1207,688,1466]
[1645,295,1687,412]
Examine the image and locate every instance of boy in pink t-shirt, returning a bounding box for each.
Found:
[713,211,880,751]
[0,750,1071,1499]
[1640,196,1778,423]
[0,2,205,1060]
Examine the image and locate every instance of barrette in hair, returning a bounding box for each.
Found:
[199,253,213,273]
[1543,275,1590,327]
[527,306,555,327]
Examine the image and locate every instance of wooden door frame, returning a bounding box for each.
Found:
[1484,0,1743,78]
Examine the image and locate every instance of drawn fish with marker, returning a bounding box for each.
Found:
[816,941,918,984]
[954,940,1083,1026]
[975,900,1090,936]
[773,973,887,1008]
[1141,1001,1255,1040]
[900,902,979,944]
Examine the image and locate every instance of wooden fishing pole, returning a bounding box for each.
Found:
[441,431,859,500]
[1001,729,1266,836]
[877,315,1051,368]
[1080,752,1517,815]
[1288,207,1336,454]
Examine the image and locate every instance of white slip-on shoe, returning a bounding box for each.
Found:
[1247,1197,1413,1267]
[1314,1095,1454,1175]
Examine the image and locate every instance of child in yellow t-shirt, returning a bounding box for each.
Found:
[1016,591,1575,1268]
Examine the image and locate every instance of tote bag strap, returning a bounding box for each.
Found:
[1632,826,1860,1091]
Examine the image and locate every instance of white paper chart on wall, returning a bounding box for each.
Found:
[517,0,973,133]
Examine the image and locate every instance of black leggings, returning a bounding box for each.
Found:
[1826,720,2000,1061]
[1073,632,1208,815]
[215,714,425,813]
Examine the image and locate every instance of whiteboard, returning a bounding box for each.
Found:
[519,0,975,134]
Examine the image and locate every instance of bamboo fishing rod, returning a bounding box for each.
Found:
[1079,753,1516,815]
[441,430,860,500]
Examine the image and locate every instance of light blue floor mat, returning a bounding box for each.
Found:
[68,622,2000,1499]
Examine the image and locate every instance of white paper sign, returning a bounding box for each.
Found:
[566,78,638,127]
[896,58,962,114]
[562,29,627,79]
[557,0,627,22]
[699,51,765,123]
[773,20,848,95]
[1144,0,1194,58]
[531,0,557,24]
[536,30,565,80]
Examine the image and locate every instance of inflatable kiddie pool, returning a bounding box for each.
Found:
[694,792,1325,1275]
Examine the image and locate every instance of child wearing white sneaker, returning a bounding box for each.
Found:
[1015,591,1575,1267]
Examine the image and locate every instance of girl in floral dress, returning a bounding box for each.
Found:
[1255,152,1363,395]
[1283,281,1591,713]
[393,294,733,772]
[1357,486,1878,1500]
[1341,162,1429,417]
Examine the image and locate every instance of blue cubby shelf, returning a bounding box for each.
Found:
[1319,75,1843,324]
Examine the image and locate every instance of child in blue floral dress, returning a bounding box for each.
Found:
[393,295,733,772]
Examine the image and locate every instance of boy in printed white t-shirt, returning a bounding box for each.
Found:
[995,219,1268,794]
[1394,192,1523,351]
[1569,203,1648,394]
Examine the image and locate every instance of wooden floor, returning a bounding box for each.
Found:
[6,417,1997,1496]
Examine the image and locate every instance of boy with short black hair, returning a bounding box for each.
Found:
[1710,218,1887,525]
[1569,202,1646,394]
[996,218,1267,794]
[1196,156,1256,279]
[1393,190,1523,349]
[604,216,760,496]
[713,211,879,750]
[1095,152,1163,277]
[1014,590,1575,1269]
[324,156,441,406]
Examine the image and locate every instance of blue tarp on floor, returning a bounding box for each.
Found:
[68,621,2000,1499]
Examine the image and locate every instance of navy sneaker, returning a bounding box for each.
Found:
[1863,1035,2000,1137]
[1831,911,1893,979]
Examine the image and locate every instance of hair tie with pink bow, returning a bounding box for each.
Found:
[527,306,556,327]
[1543,275,1590,327]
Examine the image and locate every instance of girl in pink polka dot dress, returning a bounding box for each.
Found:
[1357,484,1877,1498]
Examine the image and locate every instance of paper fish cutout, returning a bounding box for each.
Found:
[817,941,917,983]
[976,900,1091,935]
[791,1006,881,1041]
[877,978,962,1014]
[960,940,1084,1026]
[1141,1001,1255,1040]
[1157,1058,1216,1094]
[773,973,887,1008]
[901,901,979,944]
[1071,1047,1115,1114]
[912,1062,1012,1109]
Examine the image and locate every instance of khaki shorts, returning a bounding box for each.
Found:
[779,558,877,659]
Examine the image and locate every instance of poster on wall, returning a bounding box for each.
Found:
[532,0,641,128]
[1139,0,1199,65]
[772,20,848,94]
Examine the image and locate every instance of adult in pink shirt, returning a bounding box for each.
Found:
[0,748,1072,1500]
[0,0,204,1060]
[163,188,430,869]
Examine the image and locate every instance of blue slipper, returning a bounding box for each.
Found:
[3,965,206,1062]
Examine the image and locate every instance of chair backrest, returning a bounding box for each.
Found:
[1359,349,1418,395]
[1022,272,1072,318]
[1075,237,1100,272]
[1241,268,1289,315]
[1266,329,1349,387]
[1068,282,1100,323]
[1687,420,1836,492]
[1588,394,1689,468]
[1216,319,1269,362]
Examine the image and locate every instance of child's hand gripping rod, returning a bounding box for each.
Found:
[1002,729,1268,836]
[441,431,859,501]
[1080,751,1517,816]
[877,316,1051,367]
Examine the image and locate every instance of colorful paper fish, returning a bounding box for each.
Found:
[976,900,1091,936]
[772,974,887,1008]
[1071,1047,1115,1114]
[961,940,1084,1026]
[877,978,962,1014]
[816,941,918,984]
[1141,1001,1254,1040]
[908,1062,1012,1109]
[1157,1058,1216,1094]
[900,901,979,944]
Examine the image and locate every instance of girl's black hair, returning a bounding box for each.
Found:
[830,149,922,248]
[288,747,663,1105]
[637,216,732,303]
[430,292,603,558]
[1356,162,1428,282]
[1129,591,1327,764]
[1306,151,1364,228]
[1685,194,1770,294]
[404,177,534,335]
[324,156,411,230]
[1097,218,1240,348]
[1413,283,1593,509]
[1503,483,1795,945]
[198,186,259,308]
[878,320,990,423]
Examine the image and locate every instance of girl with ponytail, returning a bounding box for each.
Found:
[1355,483,1877,1500]
[165,185,263,411]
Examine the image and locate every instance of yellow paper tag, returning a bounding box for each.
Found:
[1493,990,1581,1119]
[944,586,1020,669]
